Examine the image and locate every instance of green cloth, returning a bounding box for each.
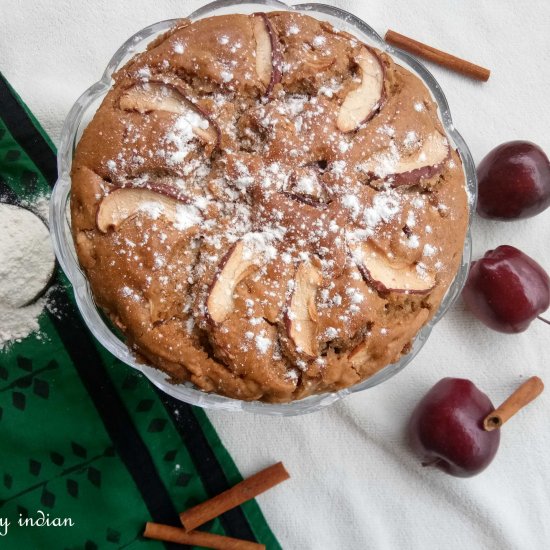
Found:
[0,73,280,550]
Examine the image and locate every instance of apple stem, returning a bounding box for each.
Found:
[537,315,550,326]
[483,376,544,431]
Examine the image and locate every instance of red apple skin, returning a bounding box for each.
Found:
[408,378,500,478]
[253,12,282,96]
[356,263,434,295]
[462,245,550,333]
[477,141,550,220]
[262,14,282,95]
[391,151,450,187]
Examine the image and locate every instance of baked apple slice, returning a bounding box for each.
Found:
[363,132,449,185]
[96,187,189,232]
[119,82,220,147]
[354,243,435,294]
[391,133,450,186]
[285,261,323,357]
[119,180,191,202]
[252,13,282,95]
[337,46,385,132]
[206,240,259,324]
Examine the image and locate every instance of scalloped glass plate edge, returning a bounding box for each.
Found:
[50,0,476,416]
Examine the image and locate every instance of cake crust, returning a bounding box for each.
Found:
[71,12,468,402]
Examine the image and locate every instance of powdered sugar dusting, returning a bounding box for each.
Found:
[220,70,233,83]
[174,205,202,231]
[363,190,401,230]
[312,35,326,48]
[165,112,208,165]
[255,332,271,354]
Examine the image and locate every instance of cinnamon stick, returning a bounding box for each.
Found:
[483,376,544,431]
[180,462,289,531]
[143,522,264,550]
[385,29,490,81]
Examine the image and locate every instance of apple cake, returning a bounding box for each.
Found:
[71,11,469,402]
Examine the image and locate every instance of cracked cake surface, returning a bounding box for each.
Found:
[71,11,469,402]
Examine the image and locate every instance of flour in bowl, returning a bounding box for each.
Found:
[0,200,56,348]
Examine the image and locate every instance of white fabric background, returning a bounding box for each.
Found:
[2,1,549,548]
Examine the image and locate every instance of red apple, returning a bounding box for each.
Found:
[409,378,500,477]
[462,245,550,333]
[477,141,550,220]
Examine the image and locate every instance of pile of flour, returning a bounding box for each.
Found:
[0,199,56,349]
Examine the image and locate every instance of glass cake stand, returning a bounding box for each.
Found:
[50,0,477,416]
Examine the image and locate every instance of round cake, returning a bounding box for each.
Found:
[71,12,468,402]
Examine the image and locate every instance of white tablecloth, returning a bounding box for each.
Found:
[2,1,548,548]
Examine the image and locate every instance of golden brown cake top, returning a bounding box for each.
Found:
[71,11,468,402]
